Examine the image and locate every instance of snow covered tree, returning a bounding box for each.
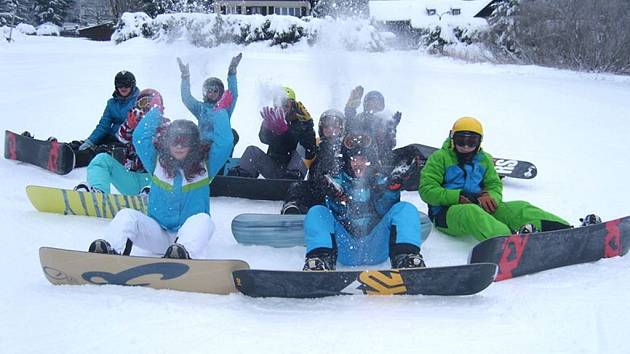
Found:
[1,0,35,25]
[34,0,74,25]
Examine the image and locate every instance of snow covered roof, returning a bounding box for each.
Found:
[369,0,493,27]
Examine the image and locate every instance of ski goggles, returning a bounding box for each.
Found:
[136,96,153,111]
[168,135,194,148]
[343,134,372,150]
[453,133,481,148]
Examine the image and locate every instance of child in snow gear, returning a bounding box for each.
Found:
[177,53,241,156]
[281,109,345,214]
[302,128,425,271]
[73,70,140,167]
[227,86,317,180]
[88,58,236,259]
[419,116,574,241]
[75,89,163,195]
[344,86,425,190]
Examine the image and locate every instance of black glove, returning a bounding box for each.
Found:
[392,111,402,126]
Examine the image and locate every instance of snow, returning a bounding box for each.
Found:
[1,35,630,354]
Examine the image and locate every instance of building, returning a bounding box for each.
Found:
[369,0,498,28]
[212,0,311,17]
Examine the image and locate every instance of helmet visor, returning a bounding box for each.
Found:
[343,134,372,150]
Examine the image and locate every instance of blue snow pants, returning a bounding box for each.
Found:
[87,153,150,195]
[304,201,423,266]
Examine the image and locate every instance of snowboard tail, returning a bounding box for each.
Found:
[470,216,630,281]
[40,247,250,294]
[4,130,75,175]
[210,175,299,201]
[26,185,147,219]
[233,263,497,298]
[231,212,433,248]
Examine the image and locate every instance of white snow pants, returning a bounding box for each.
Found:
[105,209,215,259]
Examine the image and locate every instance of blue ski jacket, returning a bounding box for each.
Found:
[133,107,233,231]
[88,87,140,144]
[325,170,400,237]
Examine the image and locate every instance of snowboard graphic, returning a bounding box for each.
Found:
[26,185,147,219]
[233,263,497,298]
[470,216,630,281]
[4,130,75,175]
[231,212,433,248]
[40,247,249,295]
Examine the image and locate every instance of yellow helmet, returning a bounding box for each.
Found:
[452,116,483,137]
[283,86,296,101]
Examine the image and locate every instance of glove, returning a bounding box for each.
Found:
[459,194,472,204]
[392,111,402,126]
[228,53,242,75]
[127,108,141,130]
[261,107,288,135]
[346,85,364,110]
[478,192,498,213]
[176,57,190,79]
[214,90,233,111]
[78,139,95,151]
[324,174,347,202]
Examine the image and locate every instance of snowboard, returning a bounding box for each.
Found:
[4,130,75,175]
[210,175,297,201]
[231,212,433,248]
[26,185,147,219]
[411,143,537,180]
[40,247,250,295]
[233,263,497,298]
[470,215,630,281]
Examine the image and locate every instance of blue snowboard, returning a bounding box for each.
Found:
[231,212,432,248]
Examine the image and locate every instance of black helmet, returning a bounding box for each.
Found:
[114,70,136,89]
[318,109,345,138]
[363,90,385,113]
[164,120,200,149]
[202,77,224,103]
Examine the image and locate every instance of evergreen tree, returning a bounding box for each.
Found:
[34,0,74,25]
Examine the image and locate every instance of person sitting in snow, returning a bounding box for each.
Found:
[281,109,345,214]
[227,86,317,180]
[302,125,426,271]
[344,85,425,191]
[73,89,165,195]
[177,53,242,159]
[419,116,600,241]
[86,59,236,259]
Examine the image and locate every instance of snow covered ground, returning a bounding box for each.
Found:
[1,35,630,354]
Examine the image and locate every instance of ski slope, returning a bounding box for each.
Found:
[1,35,630,354]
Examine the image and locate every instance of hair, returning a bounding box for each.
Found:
[154,120,210,181]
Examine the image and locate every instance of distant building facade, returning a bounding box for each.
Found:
[212,0,311,17]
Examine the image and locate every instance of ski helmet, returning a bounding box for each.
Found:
[318,109,345,138]
[363,91,385,113]
[136,89,164,114]
[451,116,483,137]
[114,70,136,88]
[283,86,296,101]
[164,120,201,149]
[202,77,224,103]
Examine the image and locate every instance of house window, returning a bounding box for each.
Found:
[282,8,288,15]
[451,8,461,16]
[236,6,242,14]
[220,6,226,14]
[269,6,274,15]
[275,7,280,14]
[426,8,436,16]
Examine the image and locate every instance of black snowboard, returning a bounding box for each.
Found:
[233,263,497,298]
[209,175,300,201]
[470,216,630,281]
[411,143,537,181]
[4,130,74,175]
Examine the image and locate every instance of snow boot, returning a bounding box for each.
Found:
[281,201,302,215]
[74,182,103,193]
[164,243,191,259]
[580,214,602,227]
[518,223,537,234]
[88,239,118,255]
[302,248,336,271]
[391,252,426,269]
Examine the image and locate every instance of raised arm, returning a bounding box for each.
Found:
[177,57,203,119]
[132,108,162,174]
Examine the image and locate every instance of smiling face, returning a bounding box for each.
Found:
[169,144,191,161]
[205,86,222,102]
[116,86,132,97]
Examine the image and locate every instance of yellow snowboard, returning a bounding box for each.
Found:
[40,247,250,294]
[26,185,147,219]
